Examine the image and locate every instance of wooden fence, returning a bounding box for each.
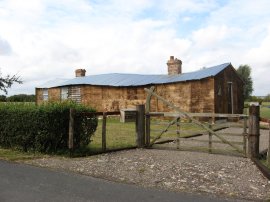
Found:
[143,87,263,158]
[260,117,270,165]
[68,110,138,155]
[67,104,267,161]
[145,111,248,157]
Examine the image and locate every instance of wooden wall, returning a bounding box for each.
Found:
[214,65,244,114]
[35,87,60,105]
[36,88,43,105]
[190,78,215,113]
[36,67,243,114]
[81,85,147,111]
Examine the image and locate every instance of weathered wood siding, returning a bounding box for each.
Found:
[36,66,243,114]
[36,88,43,105]
[155,83,191,112]
[48,88,61,102]
[214,65,244,114]
[81,85,147,111]
[190,78,215,113]
[35,87,60,104]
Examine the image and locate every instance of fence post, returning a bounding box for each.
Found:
[268,122,270,166]
[243,116,247,157]
[102,112,107,152]
[176,117,180,150]
[208,123,212,153]
[248,105,260,158]
[145,112,150,147]
[136,104,145,148]
[69,108,75,157]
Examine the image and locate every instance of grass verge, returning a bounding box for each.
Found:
[0,147,45,161]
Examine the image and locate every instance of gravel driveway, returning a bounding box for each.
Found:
[26,148,270,201]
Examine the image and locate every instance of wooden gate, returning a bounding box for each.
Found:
[144,87,248,157]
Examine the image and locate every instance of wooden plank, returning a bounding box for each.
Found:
[149,112,164,115]
[176,117,180,149]
[149,117,179,146]
[102,112,107,151]
[145,113,150,147]
[136,105,145,148]
[267,122,270,166]
[181,138,244,145]
[68,108,75,157]
[248,106,260,158]
[209,123,212,153]
[79,111,120,116]
[144,88,244,154]
[163,112,248,118]
[243,116,247,157]
[151,129,207,135]
[215,132,244,137]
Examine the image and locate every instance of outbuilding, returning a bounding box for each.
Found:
[36,56,244,114]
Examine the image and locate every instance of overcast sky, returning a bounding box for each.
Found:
[0,0,269,96]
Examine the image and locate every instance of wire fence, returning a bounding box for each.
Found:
[87,113,137,154]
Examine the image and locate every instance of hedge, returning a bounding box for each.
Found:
[0,102,97,153]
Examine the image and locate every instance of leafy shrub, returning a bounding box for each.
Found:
[0,102,97,153]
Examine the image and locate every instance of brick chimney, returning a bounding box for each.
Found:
[75,69,86,77]
[167,56,182,75]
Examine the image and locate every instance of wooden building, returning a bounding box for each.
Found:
[36,56,244,114]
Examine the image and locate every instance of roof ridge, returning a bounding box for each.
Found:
[37,62,232,88]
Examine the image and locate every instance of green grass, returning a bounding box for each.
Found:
[88,117,204,153]
[260,102,270,119]
[88,117,136,152]
[244,102,270,119]
[0,147,44,161]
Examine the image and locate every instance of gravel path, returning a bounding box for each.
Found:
[26,149,270,201]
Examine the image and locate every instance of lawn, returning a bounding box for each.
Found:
[88,116,209,153]
[88,117,137,152]
[244,102,270,119]
[0,148,44,161]
[260,102,270,119]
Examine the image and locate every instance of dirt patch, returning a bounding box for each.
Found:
[25,149,270,201]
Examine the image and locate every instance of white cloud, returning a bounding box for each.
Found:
[0,0,270,96]
[0,37,12,55]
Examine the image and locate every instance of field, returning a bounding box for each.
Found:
[88,116,210,153]
[260,102,270,119]
[88,117,137,152]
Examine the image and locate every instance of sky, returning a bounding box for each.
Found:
[0,0,269,96]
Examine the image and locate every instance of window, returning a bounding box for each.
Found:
[61,87,68,101]
[217,85,222,96]
[43,88,48,101]
[69,86,81,104]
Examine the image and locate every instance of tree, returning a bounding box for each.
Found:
[0,71,22,94]
[237,65,253,100]
[0,95,7,102]
[7,94,35,102]
[264,94,270,102]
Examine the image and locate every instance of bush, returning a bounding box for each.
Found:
[0,102,97,153]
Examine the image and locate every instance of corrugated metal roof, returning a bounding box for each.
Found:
[38,78,69,88]
[38,63,231,88]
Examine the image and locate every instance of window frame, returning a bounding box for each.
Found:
[43,88,49,101]
[61,87,69,101]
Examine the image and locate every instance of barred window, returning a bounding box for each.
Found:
[61,87,68,101]
[43,88,48,101]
